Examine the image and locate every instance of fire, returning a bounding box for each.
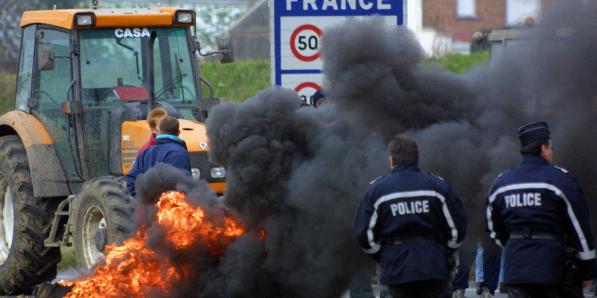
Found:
[156,191,244,253]
[62,191,245,298]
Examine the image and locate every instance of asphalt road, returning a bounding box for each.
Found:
[338,286,596,298]
[51,275,510,298]
[51,271,597,298]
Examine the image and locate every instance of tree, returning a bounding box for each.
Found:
[0,0,81,72]
[195,4,245,51]
[0,1,247,71]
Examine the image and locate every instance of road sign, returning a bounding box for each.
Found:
[271,0,404,105]
[290,24,322,62]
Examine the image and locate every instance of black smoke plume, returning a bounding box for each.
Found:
[124,1,597,297]
[205,88,386,297]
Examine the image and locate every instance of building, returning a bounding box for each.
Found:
[227,0,269,60]
[416,0,550,55]
[228,0,553,59]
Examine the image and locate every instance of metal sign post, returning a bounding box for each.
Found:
[270,0,404,104]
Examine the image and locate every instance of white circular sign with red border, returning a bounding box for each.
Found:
[294,81,320,104]
[290,24,323,62]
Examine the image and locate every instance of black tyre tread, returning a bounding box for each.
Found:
[74,176,135,269]
[0,135,61,295]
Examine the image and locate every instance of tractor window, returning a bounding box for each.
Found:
[78,27,198,177]
[78,28,197,117]
[32,28,80,181]
[15,26,36,111]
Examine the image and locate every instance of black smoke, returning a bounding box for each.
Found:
[319,1,597,241]
[128,1,597,297]
[133,164,268,297]
[204,88,386,297]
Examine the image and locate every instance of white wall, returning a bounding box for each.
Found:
[506,0,540,26]
[405,0,454,57]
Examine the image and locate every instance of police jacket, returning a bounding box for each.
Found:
[354,164,467,285]
[486,154,597,284]
[126,134,191,195]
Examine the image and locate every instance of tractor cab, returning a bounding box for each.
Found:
[18,8,230,192]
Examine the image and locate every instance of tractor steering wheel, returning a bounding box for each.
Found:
[156,85,195,102]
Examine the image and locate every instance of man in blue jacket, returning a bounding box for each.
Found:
[126,116,191,196]
[355,135,467,298]
[486,121,597,298]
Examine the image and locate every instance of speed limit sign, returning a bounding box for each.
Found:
[290,24,322,62]
[271,0,404,92]
[294,81,320,104]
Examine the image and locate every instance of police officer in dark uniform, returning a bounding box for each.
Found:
[486,121,597,298]
[310,89,326,108]
[355,135,467,298]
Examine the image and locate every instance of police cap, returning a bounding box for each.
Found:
[310,90,325,106]
[518,121,550,146]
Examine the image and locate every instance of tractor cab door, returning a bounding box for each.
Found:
[77,29,152,178]
[30,26,82,184]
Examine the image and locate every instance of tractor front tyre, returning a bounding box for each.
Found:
[74,177,134,270]
[0,135,60,295]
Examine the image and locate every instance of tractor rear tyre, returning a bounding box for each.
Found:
[0,135,60,295]
[74,176,134,270]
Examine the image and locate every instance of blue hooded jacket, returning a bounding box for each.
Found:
[126,134,191,196]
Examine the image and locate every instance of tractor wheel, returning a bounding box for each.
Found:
[74,176,134,270]
[0,135,60,295]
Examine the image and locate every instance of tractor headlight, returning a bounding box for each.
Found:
[74,13,95,27]
[175,10,195,25]
[210,167,226,179]
[191,168,201,180]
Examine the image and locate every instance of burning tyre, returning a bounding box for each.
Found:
[0,135,60,294]
[74,177,135,269]
[59,190,246,297]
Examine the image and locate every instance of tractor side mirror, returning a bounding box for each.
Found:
[37,44,55,71]
[217,37,234,64]
[192,39,201,53]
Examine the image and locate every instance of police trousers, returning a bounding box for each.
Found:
[506,284,583,298]
[388,279,450,298]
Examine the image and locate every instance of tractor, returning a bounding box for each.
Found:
[0,6,232,294]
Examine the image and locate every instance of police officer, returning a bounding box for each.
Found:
[486,121,597,298]
[355,134,467,298]
[310,89,326,108]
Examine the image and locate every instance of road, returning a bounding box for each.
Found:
[338,285,595,298]
[52,271,597,298]
[338,286,507,298]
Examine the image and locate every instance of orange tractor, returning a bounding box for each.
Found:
[0,6,231,294]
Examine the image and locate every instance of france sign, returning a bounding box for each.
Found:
[271,0,404,105]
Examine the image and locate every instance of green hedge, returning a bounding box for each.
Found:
[199,53,489,101]
[0,53,489,115]
[424,51,490,73]
[0,73,15,114]
[199,59,270,102]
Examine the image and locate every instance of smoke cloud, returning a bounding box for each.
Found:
[124,1,597,297]
[205,88,386,297]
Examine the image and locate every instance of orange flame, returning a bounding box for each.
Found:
[62,191,244,298]
[156,191,244,253]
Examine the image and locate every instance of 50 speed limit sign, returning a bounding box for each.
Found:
[271,0,404,103]
[290,24,322,62]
